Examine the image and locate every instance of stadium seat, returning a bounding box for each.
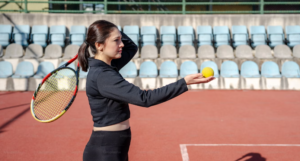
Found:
[159,61,178,86]
[141,45,158,58]
[139,61,158,89]
[123,26,139,46]
[240,61,261,90]
[63,45,79,59]
[250,26,267,48]
[216,45,235,69]
[0,45,3,57]
[33,62,55,79]
[255,45,273,59]
[13,25,30,47]
[49,25,66,47]
[0,25,12,47]
[12,61,34,91]
[213,26,230,48]
[141,26,157,47]
[70,25,86,46]
[220,61,240,89]
[293,44,300,58]
[178,26,194,47]
[24,44,43,59]
[200,61,220,89]
[285,25,300,48]
[261,61,282,90]
[267,26,284,48]
[31,25,48,47]
[235,45,254,69]
[197,26,213,46]
[160,45,177,58]
[198,45,215,59]
[2,44,24,72]
[179,45,196,58]
[274,44,293,70]
[119,61,137,85]
[160,26,176,46]
[42,44,63,68]
[232,25,248,48]
[180,61,198,89]
[281,61,300,90]
[0,61,13,91]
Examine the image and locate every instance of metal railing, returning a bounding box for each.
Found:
[0,0,300,14]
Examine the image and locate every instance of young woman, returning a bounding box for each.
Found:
[79,20,215,161]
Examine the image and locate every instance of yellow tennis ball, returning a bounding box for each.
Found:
[202,67,214,78]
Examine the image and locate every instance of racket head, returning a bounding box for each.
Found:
[30,64,80,123]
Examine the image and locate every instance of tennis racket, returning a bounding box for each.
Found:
[30,54,80,123]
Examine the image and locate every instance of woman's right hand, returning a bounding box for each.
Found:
[184,73,215,85]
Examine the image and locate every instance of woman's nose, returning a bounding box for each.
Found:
[120,41,124,47]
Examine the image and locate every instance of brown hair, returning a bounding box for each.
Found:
[78,20,118,72]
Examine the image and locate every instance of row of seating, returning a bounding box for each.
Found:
[1,24,300,49]
[1,59,299,91]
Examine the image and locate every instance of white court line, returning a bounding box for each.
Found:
[180,144,300,161]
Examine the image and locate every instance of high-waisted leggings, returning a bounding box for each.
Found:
[83,127,131,161]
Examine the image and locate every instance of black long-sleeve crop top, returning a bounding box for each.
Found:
[85,31,189,127]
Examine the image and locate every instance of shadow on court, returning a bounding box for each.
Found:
[0,107,30,134]
[236,152,267,161]
[0,103,30,111]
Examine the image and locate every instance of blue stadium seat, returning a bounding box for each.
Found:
[220,61,239,78]
[49,25,66,47]
[160,26,176,46]
[180,61,198,77]
[31,25,48,47]
[159,61,178,78]
[33,62,55,78]
[197,26,213,46]
[285,26,300,48]
[119,61,137,78]
[261,61,281,78]
[70,25,86,46]
[178,26,194,47]
[281,61,300,78]
[123,26,139,46]
[13,25,30,47]
[79,68,89,78]
[139,61,157,78]
[0,25,12,47]
[200,61,219,78]
[141,26,157,47]
[241,61,260,78]
[213,26,230,48]
[0,61,13,78]
[12,61,34,78]
[232,25,248,48]
[267,26,284,48]
[250,26,267,48]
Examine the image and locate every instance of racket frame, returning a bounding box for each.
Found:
[30,54,80,123]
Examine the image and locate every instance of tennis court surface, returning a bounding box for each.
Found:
[1,90,300,161]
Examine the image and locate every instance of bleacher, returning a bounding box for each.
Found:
[0,24,300,91]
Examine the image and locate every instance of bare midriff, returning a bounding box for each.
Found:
[93,118,130,131]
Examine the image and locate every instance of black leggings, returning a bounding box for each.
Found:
[83,127,131,161]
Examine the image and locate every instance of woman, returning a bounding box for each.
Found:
[79,20,215,161]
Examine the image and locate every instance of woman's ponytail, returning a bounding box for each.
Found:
[78,40,90,72]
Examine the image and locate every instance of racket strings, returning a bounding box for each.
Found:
[33,68,77,120]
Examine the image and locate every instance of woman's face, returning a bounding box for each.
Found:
[102,27,124,59]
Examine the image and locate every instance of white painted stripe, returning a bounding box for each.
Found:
[179,144,300,161]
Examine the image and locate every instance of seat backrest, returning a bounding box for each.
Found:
[254,45,273,58]
[160,26,176,35]
[213,26,229,35]
[160,45,177,58]
[178,26,194,35]
[31,25,48,39]
[274,44,292,58]
[250,26,266,35]
[293,44,300,58]
[44,44,62,58]
[285,25,300,35]
[241,61,260,77]
[261,61,280,77]
[50,25,66,35]
[281,61,300,78]
[200,61,219,77]
[141,45,158,58]
[35,61,55,77]
[232,26,248,35]
[159,61,178,78]
[220,61,239,77]
[267,26,284,36]
[180,61,198,77]
[0,25,12,38]
[3,44,24,58]
[70,25,86,35]
[123,26,139,35]
[63,45,80,59]
[179,45,196,58]
[0,61,13,78]
[15,61,34,77]
[198,45,215,58]
[119,61,137,78]
[139,61,157,78]
[197,26,212,35]
[141,26,156,35]
[24,44,43,58]
[216,45,234,58]
[13,25,30,35]
[235,45,253,58]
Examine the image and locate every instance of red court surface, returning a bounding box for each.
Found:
[1,90,300,161]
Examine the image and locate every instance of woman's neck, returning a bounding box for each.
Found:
[94,54,112,66]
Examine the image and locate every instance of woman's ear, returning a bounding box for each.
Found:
[95,42,104,52]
